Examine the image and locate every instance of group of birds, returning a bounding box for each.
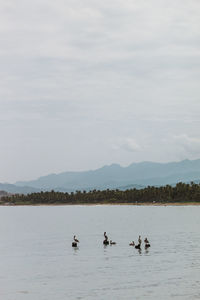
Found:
[129,235,151,249]
[72,233,151,249]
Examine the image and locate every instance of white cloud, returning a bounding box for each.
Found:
[172,134,200,155]
[159,134,200,162]
[113,137,141,152]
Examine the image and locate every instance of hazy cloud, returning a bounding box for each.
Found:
[172,134,200,156]
[113,138,141,153]
[0,0,200,181]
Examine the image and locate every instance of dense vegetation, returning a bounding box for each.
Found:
[1,182,200,205]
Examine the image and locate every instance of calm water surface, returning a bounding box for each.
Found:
[0,205,200,300]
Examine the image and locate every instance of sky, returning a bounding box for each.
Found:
[0,0,200,182]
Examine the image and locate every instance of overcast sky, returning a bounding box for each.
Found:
[0,0,200,182]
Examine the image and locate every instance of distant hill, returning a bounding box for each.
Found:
[0,183,40,194]
[10,159,200,193]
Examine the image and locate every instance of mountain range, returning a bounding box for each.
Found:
[1,159,200,194]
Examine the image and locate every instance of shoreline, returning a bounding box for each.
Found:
[1,202,200,206]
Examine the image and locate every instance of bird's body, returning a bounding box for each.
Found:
[129,241,135,246]
[103,239,109,245]
[72,241,77,247]
[144,237,150,248]
[135,244,141,249]
[103,232,109,245]
[110,240,116,245]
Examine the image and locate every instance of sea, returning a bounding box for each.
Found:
[0,205,200,300]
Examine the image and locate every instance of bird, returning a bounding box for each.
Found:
[144,237,150,248]
[74,235,79,243]
[145,243,151,248]
[135,244,141,249]
[72,235,79,247]
[103,232,109,245]
[110,240,116,245]
[129,241,135,246]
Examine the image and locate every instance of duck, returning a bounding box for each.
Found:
[129,241,135,246]
[110,240,116,245]
[138,235,142,245]
[144,237,149,243]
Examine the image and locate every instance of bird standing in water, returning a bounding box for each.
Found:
[144,237,150,248]
[103,232,109,245]
[72,235,79,247]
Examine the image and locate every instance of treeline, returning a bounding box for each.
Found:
[1,182,200,205]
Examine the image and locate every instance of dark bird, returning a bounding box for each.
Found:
[135,244,141,249]
[103,240,109,245]
[72,235,79,247]
[72,241,77,247]
[144,237,150,248]
[110,240,116,245]
[103,232,109,245]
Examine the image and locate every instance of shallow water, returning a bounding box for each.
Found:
[0,205,200,299]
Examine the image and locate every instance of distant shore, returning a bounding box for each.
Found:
[1,202,200,206]
[1,182,200,206]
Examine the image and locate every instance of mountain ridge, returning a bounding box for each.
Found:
[11,159,200,192]
[1,159,200,194]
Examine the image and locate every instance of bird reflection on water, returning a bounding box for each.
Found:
[72,246,79,255]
